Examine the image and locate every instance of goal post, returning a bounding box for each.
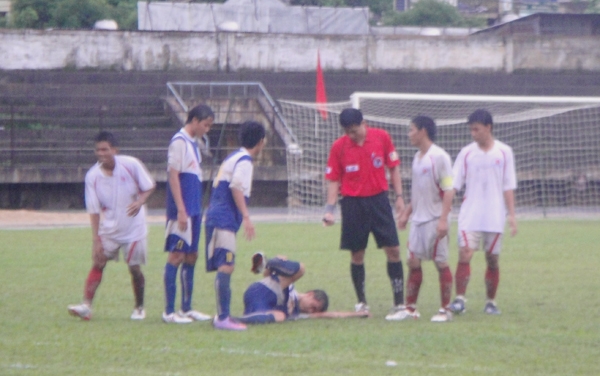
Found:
[280,93,600,221]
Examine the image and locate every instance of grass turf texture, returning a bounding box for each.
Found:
[1,221,599,375]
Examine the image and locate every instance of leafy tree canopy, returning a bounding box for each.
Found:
[382,0,486,27]
[9,0,139,29]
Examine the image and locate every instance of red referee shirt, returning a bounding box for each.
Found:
[325,126,400,197]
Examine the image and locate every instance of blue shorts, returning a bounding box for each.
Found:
[205,225,237,272]
[243,281,278,315]
[164,215,201,253]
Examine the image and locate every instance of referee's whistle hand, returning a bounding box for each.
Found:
[322,214,335,227]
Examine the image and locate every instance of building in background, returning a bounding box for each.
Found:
[138,0,370,35]
[0,0,10,21]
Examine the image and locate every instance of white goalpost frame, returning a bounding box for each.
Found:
[281,93,600,221]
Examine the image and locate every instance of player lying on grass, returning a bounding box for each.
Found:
[234,253,371,324]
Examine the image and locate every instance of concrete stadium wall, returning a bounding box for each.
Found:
[2,29,600,73]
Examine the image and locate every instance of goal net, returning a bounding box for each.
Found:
[279,93,600,220]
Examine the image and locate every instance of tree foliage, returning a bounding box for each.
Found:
[290,0,390,18]
[382,0,486,27]
[8,0,139,29]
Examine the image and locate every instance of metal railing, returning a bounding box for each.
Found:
[166,81,298,146]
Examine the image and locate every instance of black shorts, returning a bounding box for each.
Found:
[340,192,399,252]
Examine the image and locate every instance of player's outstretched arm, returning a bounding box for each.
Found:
[305,311,371,319]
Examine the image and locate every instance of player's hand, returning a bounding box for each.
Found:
[243,217,256,241]
[322,212,335,227]
[394,196,405,215]
[508,215,518,237]
[436,217,449,240]
[126,200,143,217]
[177,211,188,232]
[397,214,409,230]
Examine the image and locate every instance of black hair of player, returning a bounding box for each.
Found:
[467,109,493,131]
[310,289,329,312]
[186,104,215,124]
[339,108,363,128]
[411,115,437,142]
[94,131,118,147]
[239,121,266,149]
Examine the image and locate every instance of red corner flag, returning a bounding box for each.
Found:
[316,51,328,120]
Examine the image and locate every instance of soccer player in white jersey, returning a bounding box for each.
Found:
[448,109,518,316]
[394,116,455,322]
[68,131,155,321]
[163,104,214,324]
[204,121,266,331]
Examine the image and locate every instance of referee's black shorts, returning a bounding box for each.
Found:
[339,191,399,252]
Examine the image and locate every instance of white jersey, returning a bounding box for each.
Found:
[85,155,155,242]
[453,140,517,233]
[410,144,454,224]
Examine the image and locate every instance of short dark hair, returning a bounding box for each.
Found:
[310,289,329,312]
[411,115,437,142]
[239,121,266,149]
[94,131,117,147]
[339,108,363,128]
[186,104,215,124]
[467,109,493,127]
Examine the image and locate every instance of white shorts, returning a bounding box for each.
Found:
[100,237,147,266]
[407,219,449,263]
[458,231,503,255]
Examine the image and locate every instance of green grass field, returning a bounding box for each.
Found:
[1,221,599,375]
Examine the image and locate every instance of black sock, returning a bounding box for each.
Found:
[351,263,366,304]
[387,261,404,306]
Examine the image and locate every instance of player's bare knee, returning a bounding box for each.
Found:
[458,247,474,263]
[351,250,365,264]
[293,263,306,280]
[167,251,185,266]
[384,246,401,262]
[434,261,449,270]
[486,254,499,269]
[218,264,234,274]
[407,258,421,269]
[128,265,143,278]
[92,258,107,270]
[184,253,198,265]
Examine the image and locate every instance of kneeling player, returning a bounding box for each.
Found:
[236,253,370,324]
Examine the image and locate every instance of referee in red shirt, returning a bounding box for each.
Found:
[323,108,414,320]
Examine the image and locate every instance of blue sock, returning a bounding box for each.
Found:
[164,263,178,314]
[236,313,276,324]
[215,272,231,320]
[181,263,195,312]
[266,258,300,277]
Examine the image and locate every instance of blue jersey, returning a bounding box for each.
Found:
[243,275,300,318]
[205,148,253,232]
[166,129,203,218]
